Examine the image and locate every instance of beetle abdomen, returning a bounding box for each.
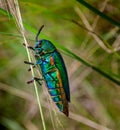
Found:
[37,52,69,116]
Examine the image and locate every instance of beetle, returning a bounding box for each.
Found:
[25,25,70,116]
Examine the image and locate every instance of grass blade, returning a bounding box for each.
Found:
[76,0,120,28]
[57,44,120,86]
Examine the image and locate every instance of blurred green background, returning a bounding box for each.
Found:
[0,0,120,130]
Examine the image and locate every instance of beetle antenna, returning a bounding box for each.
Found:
[36,25,44,42]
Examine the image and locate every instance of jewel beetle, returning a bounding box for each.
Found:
[25,25,70,116]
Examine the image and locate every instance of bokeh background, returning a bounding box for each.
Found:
[0,0,120,130]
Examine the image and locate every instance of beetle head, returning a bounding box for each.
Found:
[34,39,56,55]
[34,25,56,56]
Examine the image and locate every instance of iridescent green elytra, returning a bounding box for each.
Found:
[34,25,70,116]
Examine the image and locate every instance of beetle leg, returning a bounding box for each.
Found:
[27,77,43,86]
[27,78,34,84]
[23,43,35,51]
[24,61,43,85]
[34,77,44,86]
[28,65,36,71]
[24,61,35,65]
[24,61,36,71]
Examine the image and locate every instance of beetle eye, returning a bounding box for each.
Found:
[39,40,43,46]
[35,41,42,48]
[38,43,42,47]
